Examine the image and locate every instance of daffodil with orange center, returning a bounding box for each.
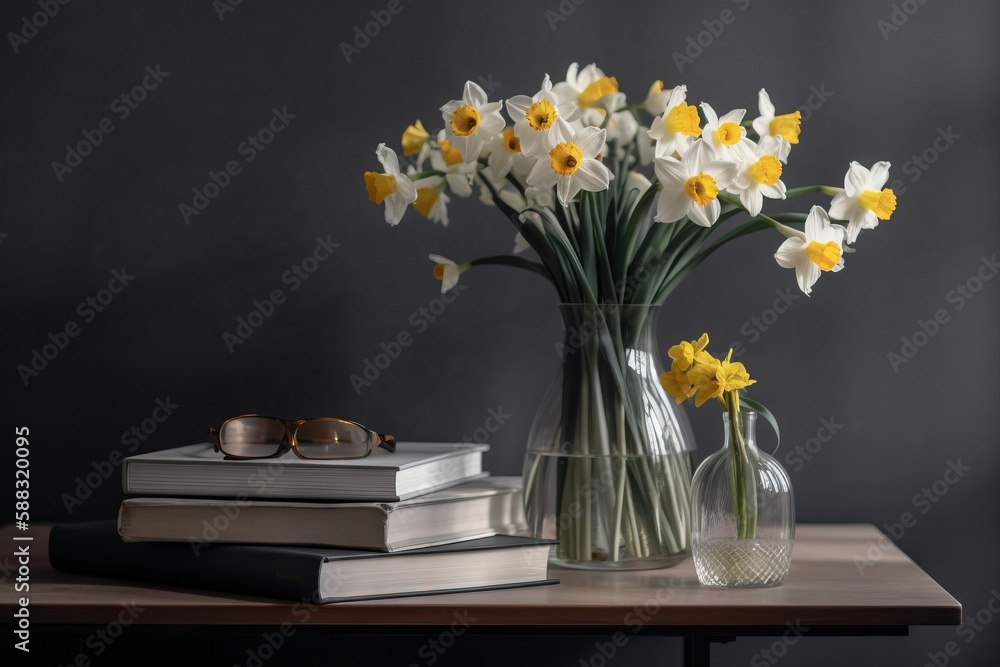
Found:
[363,143,416,226]
[440,81,506,164]
[525,127,613,206]
[505,74,579,158]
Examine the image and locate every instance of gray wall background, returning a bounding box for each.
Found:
[3,0,999,665]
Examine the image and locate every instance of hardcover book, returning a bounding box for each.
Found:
[50,521,557,604]
[121,442,487,501]
[118,476,526,551]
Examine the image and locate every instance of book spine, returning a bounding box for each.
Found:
[49,522,325,603]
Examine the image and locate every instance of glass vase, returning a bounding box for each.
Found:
[691,410,794,587]
[522,304,696,570]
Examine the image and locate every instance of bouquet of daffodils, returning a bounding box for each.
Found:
[363,63,897,565]
[364,62,897,303]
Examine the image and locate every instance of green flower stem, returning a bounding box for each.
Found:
[727,393,758,540]
[785,185,841,198]
[406,170,445,180]
[468,255,557,285]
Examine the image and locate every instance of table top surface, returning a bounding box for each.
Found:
[1,523,960,628]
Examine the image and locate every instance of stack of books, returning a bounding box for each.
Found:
[50,442,557,603]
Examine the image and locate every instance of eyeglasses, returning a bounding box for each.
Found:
[208,415,396,460]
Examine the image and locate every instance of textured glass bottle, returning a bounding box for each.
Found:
[691,411,794,587]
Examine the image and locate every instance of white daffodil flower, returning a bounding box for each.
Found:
[642,80,673,116]
[828,161,897,244]
[430,130,476,198]
[727,136,787,217]
[774,205,845,296]
[751,89,800,162]
[648,85,702,158]
[364,143,417,226]
[526,126,614,206]
[506,75,579,158]
[440,81,506,164]
[653,139,737,226]
[700,102,754,161]
[428,254,466,294]
[552,62,622,127]
[409,170,451,227]
[487,128,536,180]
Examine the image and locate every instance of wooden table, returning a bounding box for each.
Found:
[1,524,961,666]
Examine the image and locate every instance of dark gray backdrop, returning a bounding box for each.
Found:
[3,0,999,665]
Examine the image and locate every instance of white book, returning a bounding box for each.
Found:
[118,477,526,551]
[122,442,487,501]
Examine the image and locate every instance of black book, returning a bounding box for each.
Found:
[49,521,557,604]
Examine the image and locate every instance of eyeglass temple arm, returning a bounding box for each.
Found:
[377,433,397,453]
[209,428,221,452]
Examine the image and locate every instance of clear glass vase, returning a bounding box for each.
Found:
[691,411,795,587]
[522,304,696,570]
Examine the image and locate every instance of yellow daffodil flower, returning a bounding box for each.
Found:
[401,120,429,157]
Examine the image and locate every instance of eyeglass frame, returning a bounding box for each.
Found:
[208,414,397,460]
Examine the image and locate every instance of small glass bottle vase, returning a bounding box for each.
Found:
[690,411,794,588]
